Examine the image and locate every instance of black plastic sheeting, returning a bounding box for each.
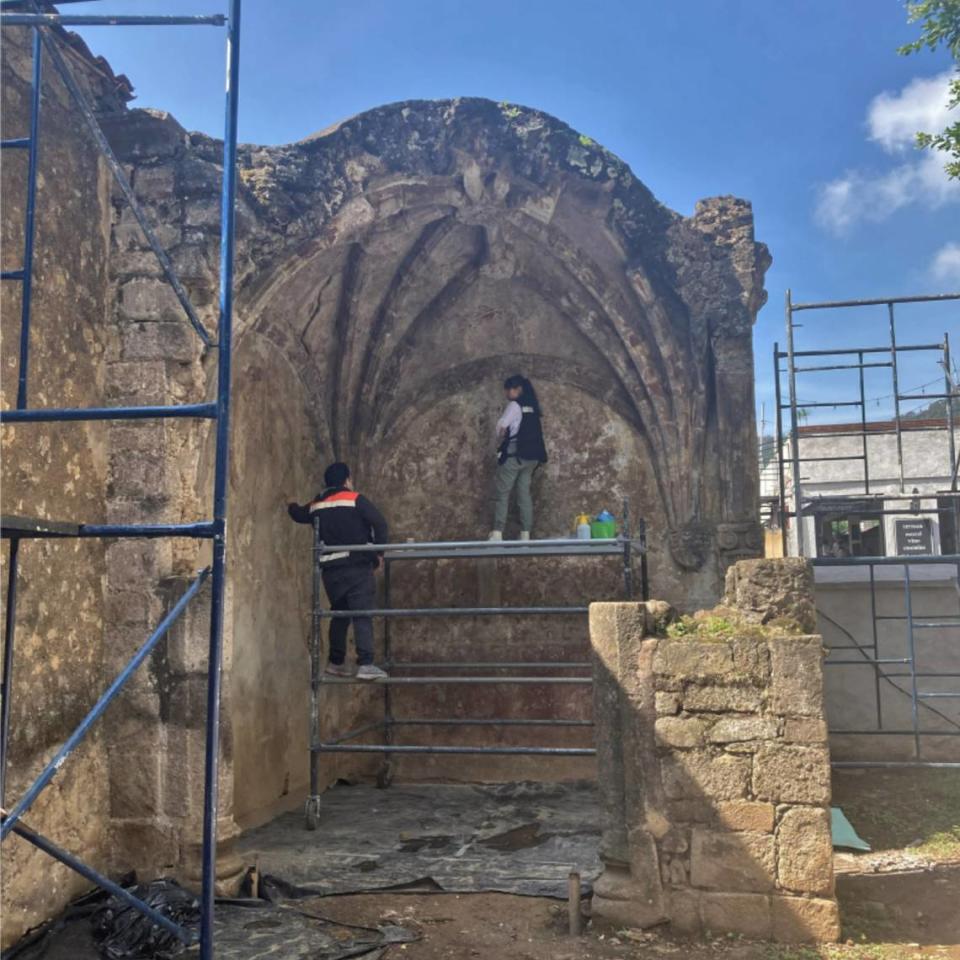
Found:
[3,878,419,960]
[239,780,603,898]
[91,879,199,959]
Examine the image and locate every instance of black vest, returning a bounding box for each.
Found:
[500,405,548,464]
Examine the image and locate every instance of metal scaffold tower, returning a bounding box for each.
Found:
[305,516,648,829]
[774,291,960,768]
[0,2,241,956]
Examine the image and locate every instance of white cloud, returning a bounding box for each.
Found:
[930,242,960,287]
[868,71,956,152]
[815,71,959,235]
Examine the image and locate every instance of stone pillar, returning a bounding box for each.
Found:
[589,559,839,943]
[589,603,667,929]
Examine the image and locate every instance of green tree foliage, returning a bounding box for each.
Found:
[898,0,960,178]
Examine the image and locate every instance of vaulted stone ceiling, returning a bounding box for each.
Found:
[228,98,770,593]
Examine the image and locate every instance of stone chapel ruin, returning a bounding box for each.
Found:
[0,22,843,951]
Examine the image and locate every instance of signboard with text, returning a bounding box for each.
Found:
[895,518,933,556]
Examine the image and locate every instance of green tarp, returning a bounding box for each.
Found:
[831,806,871,851]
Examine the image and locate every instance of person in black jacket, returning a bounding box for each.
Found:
[288,462,389,680]
[490,374,548,540]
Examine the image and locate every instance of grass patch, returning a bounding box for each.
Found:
[832,769,960,860]
[765,946,953,960]
[662,606,805,641]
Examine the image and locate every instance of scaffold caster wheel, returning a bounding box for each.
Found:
[304,796,322,831]
[376,759,395,789]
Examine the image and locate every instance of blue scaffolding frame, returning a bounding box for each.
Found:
[0,3,241,956]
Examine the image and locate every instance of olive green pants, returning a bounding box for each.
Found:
[493,456,539,532]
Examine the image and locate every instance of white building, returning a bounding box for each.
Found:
[761,418,959,761]
[762,417,958,560]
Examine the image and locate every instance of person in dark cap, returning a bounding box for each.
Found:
[288,462,389,680]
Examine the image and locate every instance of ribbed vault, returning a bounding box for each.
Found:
[232,98,769,594]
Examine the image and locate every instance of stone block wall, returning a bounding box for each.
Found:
[590,559,839,943]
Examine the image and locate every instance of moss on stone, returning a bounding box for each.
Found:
[662,606,805,642]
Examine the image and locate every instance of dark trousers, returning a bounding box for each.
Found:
[322,564,376,666]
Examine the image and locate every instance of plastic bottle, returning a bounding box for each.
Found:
[576,514,592,540]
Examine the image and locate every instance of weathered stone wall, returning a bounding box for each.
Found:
[590,559,839,942]
[0,25,116,946]
[96,98,768,793]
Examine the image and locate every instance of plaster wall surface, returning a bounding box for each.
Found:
[817,578,960,761]
[0,25,114,946]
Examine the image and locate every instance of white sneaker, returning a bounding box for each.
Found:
[519,531,530,540]
[325,662,352,678]
[488,531,503,541]
[356,664,389,681]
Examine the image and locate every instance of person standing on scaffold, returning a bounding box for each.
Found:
[288,462,389,680]
[489,374,548,541]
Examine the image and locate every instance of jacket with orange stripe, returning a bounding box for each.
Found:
[287,486,389,570]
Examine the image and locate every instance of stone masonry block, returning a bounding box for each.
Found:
[105,540,159,592]
[700,892,771,939]
[662,750,750,801]
[134,164,175,197]
[753,744,831,804]
[109,723,164,818]
[716,800,775,833]
[184,199,221,228]
[109,447,167,499]
[100,108,187,161]
[690,829,776,893]
[112,248,164,278]
[104,587,156,628]
[119,277,184,323]
[776,806,834,896]
[655,716,705,748]
[177,156,222,195]
[165,579,213,675]
[771,896,841,943]
[655,691,681,716]
[106,360,168,404]
[707,716,778,743]
[683,684,763,713]
[109,421,165,455]
[724,558,817,632]
[165,673,211,731]
[121,321,198,363]
[654,640,734,681]
[668,888,702,936]
[113,216,181,252]
[770,637,825,717]
[730,637,769,682]
[782,718,828,743]
[106,495,172,525]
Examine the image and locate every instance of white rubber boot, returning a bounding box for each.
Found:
[519,531,531,540]
[488,531,503,541]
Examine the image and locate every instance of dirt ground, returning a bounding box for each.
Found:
[306,768,960,960]
[7,770,958,960]
[306,888,960,960]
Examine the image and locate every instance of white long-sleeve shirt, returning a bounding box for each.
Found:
[496,400,523,439]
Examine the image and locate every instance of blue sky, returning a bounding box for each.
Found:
[68,0,959,429]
